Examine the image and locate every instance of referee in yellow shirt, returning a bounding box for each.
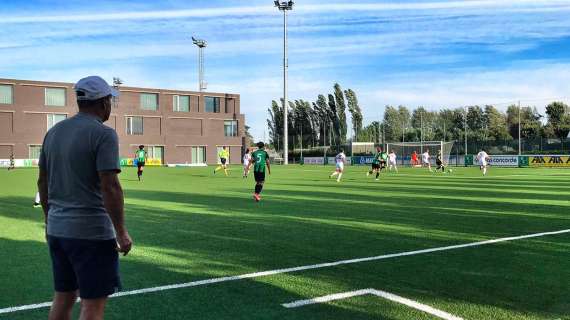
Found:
[214,146,230,176]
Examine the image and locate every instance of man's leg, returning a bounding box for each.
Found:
[49,291,77,320]
[79,298,108,320]
[223,165,228,176]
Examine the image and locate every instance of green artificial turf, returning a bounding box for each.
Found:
[0,165,568,319]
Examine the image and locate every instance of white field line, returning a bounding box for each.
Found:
[282,288,463,320]
[1,229,569,315]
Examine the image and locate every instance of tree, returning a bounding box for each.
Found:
[484,105,511,141]
[333,83,347,144]
[345,89,363,141]
[506,105,542,140]
[267,100,283,150]
[545,101,570,140]
[244,125,254,146]
[328,94,342,147]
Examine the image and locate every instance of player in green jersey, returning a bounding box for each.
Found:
[214,146,230,176]
[367,146,383,180]
[248,142,271,202]
[135,145,147,181]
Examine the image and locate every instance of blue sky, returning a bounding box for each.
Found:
[2,0,570,140]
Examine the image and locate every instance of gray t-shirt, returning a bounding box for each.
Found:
[39,112,121,240]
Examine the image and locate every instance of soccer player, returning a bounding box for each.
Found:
[435,151,446,173]
[379,148,388,172]
[7,153,15,170]
[367,146,382,181]
[422,150,432,172]
[329,149,346,182]
[411,150,419,167]
[243,148,252,178]
[214,146,229,176]
[249,142,271,202]
[476,148,491,176]
[388,150,398,172]
[135,145,147,181]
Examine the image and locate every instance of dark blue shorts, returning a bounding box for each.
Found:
[47,236,121,299]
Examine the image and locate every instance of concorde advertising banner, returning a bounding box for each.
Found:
[529,155,570,167]
[487,155,519,167]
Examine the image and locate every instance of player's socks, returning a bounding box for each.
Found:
[337,173,342,182]
[224,169,228,176]
[375,172,379,179]
[255,184,261,194]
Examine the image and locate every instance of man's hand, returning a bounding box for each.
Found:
[116,231,133,256]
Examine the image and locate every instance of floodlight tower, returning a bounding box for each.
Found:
[275,0,294,165]
[192,36,208,92]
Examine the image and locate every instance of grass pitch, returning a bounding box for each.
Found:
[0,165,569,320]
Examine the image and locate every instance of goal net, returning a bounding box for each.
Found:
[386,141,454,166]
[351,142,376,155]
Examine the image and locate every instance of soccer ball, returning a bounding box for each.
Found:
[449,169,453,173]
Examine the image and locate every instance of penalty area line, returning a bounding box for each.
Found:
[1,228,569,314]
[282,288,463,320]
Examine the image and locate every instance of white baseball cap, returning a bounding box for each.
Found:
[74,76,119,101]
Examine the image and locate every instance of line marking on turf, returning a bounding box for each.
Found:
[282,288,463,320]
[1,229,568,315]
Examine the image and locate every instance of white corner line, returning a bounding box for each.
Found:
[282,288,464,320]
[1,229,568,315]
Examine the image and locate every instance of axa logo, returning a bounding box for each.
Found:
[548,157,563,164]
[531,157,545,164]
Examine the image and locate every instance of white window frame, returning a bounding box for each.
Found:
[140,93,159,111]
[126,116,144,135]
[191,146,206,164]
[0,84,13,104]
[28,145,42,159]
[44,88,66,107]
[173,95,190,112]
[224,120,238,137]
[47,113,67,131]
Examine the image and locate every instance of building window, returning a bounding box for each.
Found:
[191,147,206,164]
[47,114,67,131]
[29,145,42,159]
[148,146,164,162]
[140,93,158,111]
[224,120,238,137]
[173,95,189,112]
[0,85,13,104]
[205,97,220,113]
[45,88,66,106]
[126,116,143,135]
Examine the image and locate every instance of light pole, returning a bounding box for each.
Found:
[192,36,207,92]
[518,100,522,155]
[275,1,293,165]
[464,106,468,157]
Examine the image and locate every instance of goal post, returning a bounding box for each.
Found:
[386,141,454,166]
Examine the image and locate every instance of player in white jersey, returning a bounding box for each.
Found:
[422,150,432,172]
[329,150,346,182]
[388,150,398,172]
[243,148,252,178]
[476,149,490,176]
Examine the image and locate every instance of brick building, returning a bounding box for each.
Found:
[0,78,245,165]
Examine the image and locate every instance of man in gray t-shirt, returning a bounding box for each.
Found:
[38,76,132,320]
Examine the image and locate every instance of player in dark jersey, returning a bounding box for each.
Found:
[367,146,383,181]
[379,149,388,172]
[435,151,446,173]
[248,142,271,202]
[135,145,147,181]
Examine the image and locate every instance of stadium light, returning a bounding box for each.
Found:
[275,0,294,164]
[192,36,208,92]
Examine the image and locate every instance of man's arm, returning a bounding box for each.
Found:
[266,160,271,175]
[37,167,49,224]
[99,171,132,256]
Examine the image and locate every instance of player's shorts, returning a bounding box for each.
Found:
[47,235,121,299]
[254,171,265,182]
[478,161,487,167]
[389,160,396,166]
[380,160,387,168]
[336,162,344,171]
[436,159,443,166]
[220,158,227,165]
[137,161,145,169]
[372,163,380,170]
